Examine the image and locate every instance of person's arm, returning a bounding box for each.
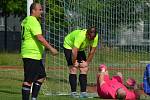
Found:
[86,47,97,64]
[80,33,98,67]
[72,47,79,66]
[80,47,96,67]
[98,72,106,86]
[133,87,141,100]
[36,34,58,55]
[86,33,98,64]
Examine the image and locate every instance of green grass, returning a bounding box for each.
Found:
[0,69,149,100]
[0,53,22,66]
[0,48,150,99]
[0,69,101,100]
[0,48,150,66]
[0,93,101,100]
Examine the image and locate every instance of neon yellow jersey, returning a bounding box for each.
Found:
[21,16,44,60]
[63,29,98,51]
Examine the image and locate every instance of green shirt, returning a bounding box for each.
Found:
[21,16,44,60]
[63,29,98,51]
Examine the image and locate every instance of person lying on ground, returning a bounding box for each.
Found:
[97,64,141,100]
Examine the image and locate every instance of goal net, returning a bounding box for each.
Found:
[39,0,150,96]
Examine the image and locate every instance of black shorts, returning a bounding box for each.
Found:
[23,58,46,82]
[64,48,86,66]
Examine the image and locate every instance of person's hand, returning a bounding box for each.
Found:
[73,60,79,67]
[80,60,88,68]
[116,72,123,78]
[133,84,138,90]
[99,64,107,72]
[126,77,136,87]
[50,48,58,56]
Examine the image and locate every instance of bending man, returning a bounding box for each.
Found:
[63,27,98,98]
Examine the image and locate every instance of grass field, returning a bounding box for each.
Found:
[0,68,150,100]
[0,68,102,100]
[0,48,150,100]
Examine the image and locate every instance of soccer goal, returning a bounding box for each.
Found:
[39,0,150,96]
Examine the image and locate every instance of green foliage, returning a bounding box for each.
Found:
[64,0,147,32]
[44,0,67,31]
[93,0,144,31]
[0,0,26,17]
[40,0,68,50]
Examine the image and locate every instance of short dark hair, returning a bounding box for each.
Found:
[30,3,38,14]
[87,27,97,37]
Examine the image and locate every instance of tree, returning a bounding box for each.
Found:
[0,0,26,17]
[39,0,68,50]
[0,0,26,51]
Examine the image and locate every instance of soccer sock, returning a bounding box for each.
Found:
[22,84,31,100]
[31,81,42,99]
[69,74,77,92]
[79,74,87,92]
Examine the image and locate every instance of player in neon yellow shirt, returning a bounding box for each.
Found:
[63,27,98,98]
[21,15,44,60]
[21,3,58,100]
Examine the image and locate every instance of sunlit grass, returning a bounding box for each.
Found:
[0,48,150,99]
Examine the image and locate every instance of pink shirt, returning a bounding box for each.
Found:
[97,75,137,100]
[125,90,137,100]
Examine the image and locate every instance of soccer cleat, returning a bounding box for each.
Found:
[99,64,107,72]
[79,92,89,98]
[70,92,78,98]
